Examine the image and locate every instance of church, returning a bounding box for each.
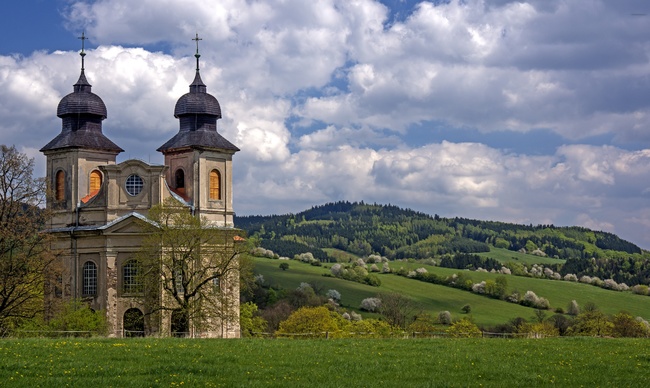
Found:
[40,36,241,338]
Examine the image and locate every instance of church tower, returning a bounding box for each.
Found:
[40,33,123,229]
[158,34,239,227]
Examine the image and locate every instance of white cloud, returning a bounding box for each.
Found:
[3,0,650,248]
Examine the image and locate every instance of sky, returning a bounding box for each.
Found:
[2,0,650,249]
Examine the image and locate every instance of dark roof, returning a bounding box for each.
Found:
[57,70,107,119]
[157,129,239,153]
[40,128,124,153]
[159,68,238,153]
[41,70,123,153]
[174,72,221,118]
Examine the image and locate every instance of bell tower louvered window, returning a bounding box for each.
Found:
[209,169,221,200]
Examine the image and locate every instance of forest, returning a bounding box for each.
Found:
[235,201,650,286]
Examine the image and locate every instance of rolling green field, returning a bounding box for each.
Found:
[253,257,650,326]
[479,246,566,266]
[0,337,647,387]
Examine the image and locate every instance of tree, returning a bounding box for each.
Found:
[378,292,418,329]
[279,262,289,271]
[611,312,649,338]
[0,145,57,335]
[239,302,267,337]
[136,198,247,337]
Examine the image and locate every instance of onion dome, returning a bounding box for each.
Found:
[56,70,107,119]
[173,71,222,119]
[158,34,238,153]
[41,34,123,153]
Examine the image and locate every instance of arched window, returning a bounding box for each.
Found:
[89,170,102,194]
[82,261,97,296]
[55,170,65,202]
[122,260,143,294]
[175,169,185,189]
[209,169,221,200]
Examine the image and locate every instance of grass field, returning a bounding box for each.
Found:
[0,337,647,387]
[479,246,566,266]
[253,257,650,326]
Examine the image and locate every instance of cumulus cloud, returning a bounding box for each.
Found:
[2,0,650,248]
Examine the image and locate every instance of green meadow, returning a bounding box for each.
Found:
[0,337,647,387]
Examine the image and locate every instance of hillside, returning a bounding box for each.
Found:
[236,201,650,286]
[251,256,650,326]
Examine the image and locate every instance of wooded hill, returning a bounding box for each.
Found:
[235,201,650,286]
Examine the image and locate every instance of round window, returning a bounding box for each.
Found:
[125,174,144,196]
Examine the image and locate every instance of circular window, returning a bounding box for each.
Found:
[125,174,144,196]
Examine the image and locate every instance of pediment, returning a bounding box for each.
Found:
[101,212,157,235]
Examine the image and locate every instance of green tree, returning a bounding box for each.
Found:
[137,198,248,337]
[446,318,482,338]
[276,306,347,338]
[349,318,395,338]
[611,312,649,338]
[239,302,267,337]
[0,145,58,335]
[279,262,289,271]
[567,308,614,337]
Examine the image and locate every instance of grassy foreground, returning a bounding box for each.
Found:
[0,338,648,387]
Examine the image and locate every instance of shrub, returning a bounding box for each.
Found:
[563,274,578,282]
[579,275,592,284]
[349,319,394,338]
[279,262,289,271]
[276,306,348,338]
[369,264,380,272]
[471,281,486,294]
[461,304,471,314]
[364,274,381,287]
[632,285,649,295]
[360,297,382,312]
[381,262,391,273]
[438,311,452,325]
[408,314,437,334]
[603,279,620,290]
[415,267,428,275]
[330,263,343,276]
[326,289,341,302]
[446,318,481,338]
[522,291,549,309]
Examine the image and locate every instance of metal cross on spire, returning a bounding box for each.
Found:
[193,33,203,71]
[78,31,88,70]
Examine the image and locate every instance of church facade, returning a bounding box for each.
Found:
[41,39,241,338]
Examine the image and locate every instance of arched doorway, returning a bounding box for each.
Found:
[171,309,189,337]
[123,308,145,337]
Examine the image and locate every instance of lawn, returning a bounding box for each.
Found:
[0,337,647,387]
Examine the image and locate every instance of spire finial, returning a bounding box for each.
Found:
[78,31,88,71]
[192,33,202,71]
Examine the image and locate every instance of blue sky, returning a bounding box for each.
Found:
[2,0,650,249]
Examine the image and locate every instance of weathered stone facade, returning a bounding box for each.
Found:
[41,44,240,338]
